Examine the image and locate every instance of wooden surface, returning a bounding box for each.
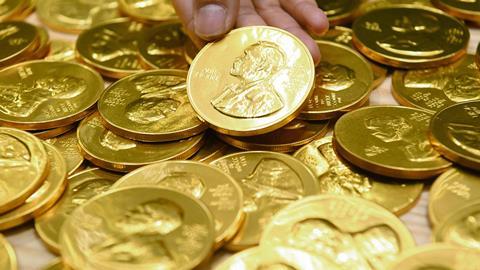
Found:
[4,12,480,270]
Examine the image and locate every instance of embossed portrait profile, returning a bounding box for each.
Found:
[446,211,480,249]
[447,123,480,156]
[62,179,114,215]
[100,130,137,151]
[0,75,87,118]
[240,158,303,213]
[211,41,286,118]
[91,23,138,62]
[147,25,185,58]
[157,171,206,199]
[287,218,400,270]
[317,62,355,91]
[0,134,31,169]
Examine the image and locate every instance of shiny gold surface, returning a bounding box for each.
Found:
[98,69,206,142]
[300,41,373,120]
[433,0,480,22]
[77,113,204,172]
[112,160,244,248]
[0,127,48,214]
[32,124,76,140]
[59,187,215,270]
[429,101,480,170]
[211,151,318,250]
[45,130,84,175]
[316,0,361,25]
[392,55,480,113]
[189,131,229,163]
[0,0,25,21]
[35,168,121,253]
[119,0,177,23]
[294,136,424,215]
[0,21,38,67]
[334,106,451,179]
[352,5,469,69]
[188,26,315,136]
[45,40,75,62]
[261,195,416,270]
[356,0,433,16]
[0,143,67,230]
[0,60,104,130]
[0,234,16,270]
[429,167,480,226]
[184,37,198,65]
[42,259,66,270]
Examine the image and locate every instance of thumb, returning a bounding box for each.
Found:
[194,0,239,40]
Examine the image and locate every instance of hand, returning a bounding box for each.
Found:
[172,0,329,65]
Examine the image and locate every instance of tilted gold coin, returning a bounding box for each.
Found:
[433,0,480,23]
[216,246,340,270]
[217,119,329,153]
[434,199,480,250]
[45,40,75,62]
[356,0,433,16]
[46,130,84,175]
[0,143,67,230]
[36,0,120,34]
[352,6,469,69]
[77,113,204,172]
[392,55,480,114]
[28,27,51,61]
[0,21,38,67]
[429,101,480,170]
[118,0,177,23]
[260,195,416,269]
[35,168,121,253]
[76,19,145,79]
[0,0,26,21]
[429,167,480,226]
[188,26,315,136]
[0,234,16,270]
[59,187,215,270]
[300,41,373,120]
[389,244,480,270]
[189,131,229,163]
[184,37,198,65]
[98,70,206,142]
[0,61,104,130]
[211,151,318,250]
[42,259,66,270]
[334,106,451,179]
[0,127,48,214]
[32,124,76,140]
[316,0,361,25]
[112,160,244,249]
[138,22,189,70]
[294,136,424,215]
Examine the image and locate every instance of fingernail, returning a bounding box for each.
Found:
[194,4,226,39]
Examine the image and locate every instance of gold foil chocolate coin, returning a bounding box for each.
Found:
[188,26,315,136]
[118,0,177,23]
[0,234,16,270]
[316,0,361,25]
[46,130,84,175]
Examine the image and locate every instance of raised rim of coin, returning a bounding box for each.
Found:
[0,234,17,270]
[118,0,178,23]
[432,0,480,21]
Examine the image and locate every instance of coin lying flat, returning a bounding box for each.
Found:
[392,55,480,114]
[0,234,16,270]
[352,6,469,69]
[0,127,48,214]
[261,195,416,270]
[433,0,480,23]
[389,244,480,270]
[188,26,315,136]
[118,0,177,23]
[211,151,318,250]
[35,168,121,253]
[334,106,451,179]
[429,101,480,170]
[294,136,424,215]
[316,0,361,25]
[300,41,373,120]
[32,124,76,140]
[189,131,229,163]
[46,130,84,175]
[429,167,480,226]
[98,70,206,142]
[77,113,204,172]
[112,161,244,249]
[59,187,215,270]
[0,21,38,67]
[76,19,145,78]
[45,40,75,62]
[0,61,103,130]
[0,143,67,231]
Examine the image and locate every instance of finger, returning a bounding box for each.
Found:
[194,0,240,40]
[279,0,329,35]
[237,0,266,27]
[172,0,205,47]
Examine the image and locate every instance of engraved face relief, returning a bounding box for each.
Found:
[156,171,206,198]
[62,179,114,215]
[0,134,30,168]
[91,24,140,63]
[257,263,297,270]
[100,131,137,151]
[317,62,355,91]
[211,41,286,118]
[446,211,480,249]
[447,123,480,156]
[0,75,87,118]
[146,25,187,69]
[287,218,400,270]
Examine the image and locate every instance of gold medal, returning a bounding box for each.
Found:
[211,151,318,250]
[45,40,75,62]
[0,143,67,230]
[112,160,244,249]
[77,113,204,172]
[429,101,480,170]
[118,0,177,23]
[59,187,215,270]
[189,131,229,163]
[98,70,206,142]
[352,6,469,69]
[316,0,361,25]
[32,124,76,140]
[35,168,121,253]
[433,0,480,23]
[261,195,416,269]
[392,55,480,113]
[217,119,330,153]
[294,136,424,215]
[46,130,84,175]
[42,259,66,270]
[188,26,315,136]
[0,60,103,130]
[0,127,48,214]
[0,234,16,270]
[429,167,480,226]
[0,21,38,67]
[300,41,373,120]
[334,106,451,179]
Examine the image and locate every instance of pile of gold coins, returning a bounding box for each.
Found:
[0,0,480,269]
